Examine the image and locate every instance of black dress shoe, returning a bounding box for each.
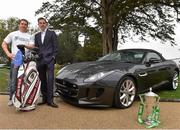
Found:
[47,102,58,108]
[37,100,46,105]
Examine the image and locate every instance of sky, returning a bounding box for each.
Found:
[0,0,180,45]
[0,0,52,27]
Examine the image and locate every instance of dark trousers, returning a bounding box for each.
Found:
[8,63,19,100]
[37,60,55,104]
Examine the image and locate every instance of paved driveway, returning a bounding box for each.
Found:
[0,95,180,129]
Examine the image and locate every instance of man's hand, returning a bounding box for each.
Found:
[1,41,14,60]
[7,53,15,60]
[24,44,35,49]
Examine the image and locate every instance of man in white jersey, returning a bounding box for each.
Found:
[1,19,34,106]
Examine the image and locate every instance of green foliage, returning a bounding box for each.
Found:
[75,42,102,61]
[56,25,82,64]
[5,17,19,32]
[0,28,9,64]
[75,27,102,61]
[0,17,19,31]
[54,63,63,76]
[36,0,180,55]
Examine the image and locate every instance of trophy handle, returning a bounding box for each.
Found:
[139,94,145,105]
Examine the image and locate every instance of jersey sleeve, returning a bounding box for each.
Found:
[4,32,13,44]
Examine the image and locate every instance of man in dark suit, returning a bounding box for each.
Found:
[35,17,58,108]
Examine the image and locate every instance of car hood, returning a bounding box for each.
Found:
[57,61,135,80]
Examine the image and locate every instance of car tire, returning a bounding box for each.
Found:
[114,76,137,109]
[170,71,179,90]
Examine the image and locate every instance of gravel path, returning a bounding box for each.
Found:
[0,95,180,129]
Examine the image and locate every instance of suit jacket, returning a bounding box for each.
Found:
[35,29,58,64]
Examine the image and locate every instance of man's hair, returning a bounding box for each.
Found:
[19,19,29,25]
[38,17,47,23]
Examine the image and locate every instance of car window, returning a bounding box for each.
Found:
[144,52,162,63]
[98,50,145,63]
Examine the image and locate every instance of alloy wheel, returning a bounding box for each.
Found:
[119,79,136,107]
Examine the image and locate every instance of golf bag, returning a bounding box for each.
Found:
[12,45,41,111]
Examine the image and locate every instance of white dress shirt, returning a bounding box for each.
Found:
[41,29,47,44]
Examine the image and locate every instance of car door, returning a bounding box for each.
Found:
[142,51,170,89]
[135,50,170,92]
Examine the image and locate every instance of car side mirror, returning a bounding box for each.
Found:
[149,58,161,64]
[145,58,161,67]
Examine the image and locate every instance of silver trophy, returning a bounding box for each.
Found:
[138,88,160,128]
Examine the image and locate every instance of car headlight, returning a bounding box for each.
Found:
[84,71,115,83]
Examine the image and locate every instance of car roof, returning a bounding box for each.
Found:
[119,43,180,59]
[118,48,159,53]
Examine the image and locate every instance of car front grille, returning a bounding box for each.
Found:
[55,79,79,97]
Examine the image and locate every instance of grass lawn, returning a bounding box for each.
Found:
[0,67,180,99]
[156,83,180,99]
[0,68,9,92]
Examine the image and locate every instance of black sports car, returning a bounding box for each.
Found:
[55,49,179,108]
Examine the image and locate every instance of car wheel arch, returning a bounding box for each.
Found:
[174,68,179,76]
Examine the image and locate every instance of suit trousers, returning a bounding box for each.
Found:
[37,60,55,104]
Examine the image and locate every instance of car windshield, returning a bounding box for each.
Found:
[98,49,146,63]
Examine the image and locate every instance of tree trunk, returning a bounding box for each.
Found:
[112,26,118,51]
[101,0,113,55]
